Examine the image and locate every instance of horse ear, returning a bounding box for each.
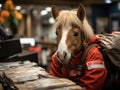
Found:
[77,4,86,22]
[51,5,59,20]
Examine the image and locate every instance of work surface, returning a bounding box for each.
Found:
[0,60,83,90]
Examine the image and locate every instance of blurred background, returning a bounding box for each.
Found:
[0,0,120,71]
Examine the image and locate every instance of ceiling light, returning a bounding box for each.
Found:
[0,4,2,8]
[105,0,112,4]
[40,10,48,16]
[33,9,38,15]
[49,17,55,24]
[15,6,22,10]
[45,7,51,12]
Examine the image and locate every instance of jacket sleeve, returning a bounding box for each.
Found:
[49,53,62,77]
[80,46,108,90]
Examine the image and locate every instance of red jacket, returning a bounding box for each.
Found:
[49,36,108,90]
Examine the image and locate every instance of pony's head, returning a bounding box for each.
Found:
[52,4,94,64]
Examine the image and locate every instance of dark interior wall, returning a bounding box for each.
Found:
[109,2,120,14]
[109,2,120,32]
[91,4,109,33]
[91,2,120,33]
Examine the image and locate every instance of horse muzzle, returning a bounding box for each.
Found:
[56,51,69,64]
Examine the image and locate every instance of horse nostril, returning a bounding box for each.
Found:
[56,51,67,60]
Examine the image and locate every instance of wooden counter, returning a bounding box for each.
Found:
[0,61,83,90]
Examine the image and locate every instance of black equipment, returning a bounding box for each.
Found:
[0,25,22,59]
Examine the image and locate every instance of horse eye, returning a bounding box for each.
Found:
[73,32,79,36]
[56,31,58,36]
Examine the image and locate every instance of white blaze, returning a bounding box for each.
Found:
[57,26,71,60]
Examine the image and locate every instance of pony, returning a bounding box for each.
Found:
[51,4,94,64]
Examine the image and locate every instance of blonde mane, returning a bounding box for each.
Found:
[55,10,94,40]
